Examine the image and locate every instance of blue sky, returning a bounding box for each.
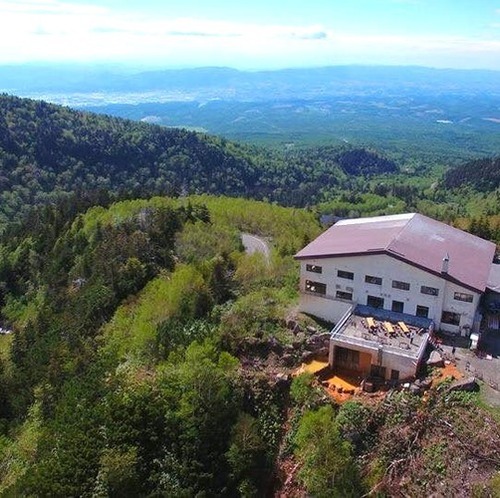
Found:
[1,0,500,70]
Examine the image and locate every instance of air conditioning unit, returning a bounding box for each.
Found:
[346,286,354,292]
[336,284,341,289]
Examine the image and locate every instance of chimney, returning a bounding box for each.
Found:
[441,253,450,274]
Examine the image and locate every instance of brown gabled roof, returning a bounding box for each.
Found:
[295,213,496,293]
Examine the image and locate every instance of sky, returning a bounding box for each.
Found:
[1,0,500,70]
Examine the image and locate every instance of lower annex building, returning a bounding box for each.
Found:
[295,213,500,381]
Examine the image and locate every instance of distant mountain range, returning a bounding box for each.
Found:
[2,64,500,101]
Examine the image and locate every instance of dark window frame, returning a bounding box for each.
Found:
[367,295,384,309]
[335,347,360,368]
[306,264,322,274]
[336,290,353,301]
[420,285,439,296]
[337,270,354,280]
[365,275,382,285]
[305,280,327,295]
[392,280,410,291]
[416,305,429,318]
[441,311,461,326]
[391,300,404,313]
[454,292,473,303]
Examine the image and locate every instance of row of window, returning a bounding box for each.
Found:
[305,282,463,325]
[367,295,432,317]
[306,265,474,302]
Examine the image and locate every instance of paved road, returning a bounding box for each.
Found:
[241,233,271,264]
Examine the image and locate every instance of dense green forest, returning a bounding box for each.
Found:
[1,195,500,496]
[443,156,500,191]
[1,94,500,495]
[3,94,500,237]
[0,195,320,495]
[0,94,403,227]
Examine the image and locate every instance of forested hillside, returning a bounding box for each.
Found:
[0,195,321,495]
[1,196,500,496]
[443,156,500,191]
[0,94,404,226]
[0,94,258,223]
[7,92,497,235]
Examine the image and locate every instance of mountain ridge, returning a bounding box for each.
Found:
[2,64,500,97]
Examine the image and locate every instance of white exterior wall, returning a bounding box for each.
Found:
[440,281,480,335]
[299,254,480,332]
[299,292,353,324]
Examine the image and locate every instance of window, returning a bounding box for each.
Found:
[336,290,353,301]
[420,285,439,296]
[392,300,404,313]
[335,347,360,368]
[365,275,382,285]
[454,292,473,303]
[337,270,354,280]
[305,280,326,295]
[392,280,410,291]
[441,311,460,326]
[306,264,322,274]
[416,305,429,318]
[367,295,384,309]
[390,369,400,381]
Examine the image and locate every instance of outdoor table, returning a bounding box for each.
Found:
[398,321,410,334]
[384,321,394,333]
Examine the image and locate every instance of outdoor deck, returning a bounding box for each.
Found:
[331,305,432,358]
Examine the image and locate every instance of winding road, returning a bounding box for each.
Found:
[241,233,271,264]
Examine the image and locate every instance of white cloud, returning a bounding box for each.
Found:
[0,0,105,15]
[0,2,331,65]
[0,0,499,69]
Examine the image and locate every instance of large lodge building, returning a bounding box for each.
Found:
[295,213,500,381]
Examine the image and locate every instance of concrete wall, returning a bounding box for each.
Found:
[330,340,420,380]
[299,293,352,324]
[377,348,419,380]
[299,254,480,333]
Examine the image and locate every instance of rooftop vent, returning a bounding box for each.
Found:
[441,253,450,274]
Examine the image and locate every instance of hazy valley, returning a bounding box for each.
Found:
[3,65,500,159]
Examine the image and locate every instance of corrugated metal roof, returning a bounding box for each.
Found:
[295,213,496,293]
